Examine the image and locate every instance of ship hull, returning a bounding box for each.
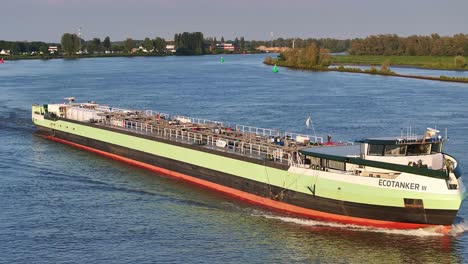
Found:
[34,123,459,231]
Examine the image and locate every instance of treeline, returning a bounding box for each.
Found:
[60,33,168,55]
[253,38,351,53]
[349,34,468,56]
[0,40,50,54]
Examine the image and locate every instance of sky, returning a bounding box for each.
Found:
[2,0,467,42]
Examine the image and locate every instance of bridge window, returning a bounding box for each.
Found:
[407,143,430,155]
[384,145,407,156]
[368,144,384,156]
[431,142,442,153]
[327,160,345,170]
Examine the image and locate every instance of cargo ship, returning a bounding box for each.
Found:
[32,98,465,232]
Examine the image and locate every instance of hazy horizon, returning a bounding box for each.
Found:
[2,0,467,42]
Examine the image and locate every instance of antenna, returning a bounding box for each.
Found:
[270,32,274,47]
[78,26,83,51]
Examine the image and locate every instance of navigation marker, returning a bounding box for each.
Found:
[272,64,278,73]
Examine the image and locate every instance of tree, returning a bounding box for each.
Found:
[381,60,391,72]
[211,37,217,54]
[61,33,81,55]
[174,32,205,55]
[142,37,153,52]
[240,37,245,50]
[10,42,22,55]
[455,56,466,68]
[103,36,111,51]
[39,43,49,54]
[153,37,166,53]
[112,44,124,52]
[87,38,102,53]
[221,36,225,43]
[124,38,135,53]
[234,37,239,49]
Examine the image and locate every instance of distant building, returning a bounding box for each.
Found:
[138,46,150,53]
[130,48,138,53]
[165,45,176,53]
[217,43,236,52]
[48,46,58,53]
[0,49,10,55]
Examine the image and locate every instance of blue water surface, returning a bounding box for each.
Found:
[1,54,468,263]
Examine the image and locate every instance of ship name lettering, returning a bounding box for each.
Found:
[378,179,421,191]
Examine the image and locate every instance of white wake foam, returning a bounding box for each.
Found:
[449,218,468,235]
[254,213,465,237]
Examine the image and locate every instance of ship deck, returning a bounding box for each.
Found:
[94,120,292,166]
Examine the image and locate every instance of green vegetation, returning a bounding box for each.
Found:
[440,76,468,82]
[174,32,204,55]
[0,40,49,55]
[142,37,153,52]
[87,38,102,53]
[124,38,135,53]
[334,64,396,75]
[61,33,81,55]
[153,37,166,53]
[455,56,466,68]
[332,55,468,70]
[252,38,351,53]
[103,36,111,51]
[267,43,332,69]
[349,34,468,56]
[210,37,217,54]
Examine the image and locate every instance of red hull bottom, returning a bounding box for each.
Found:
[42,135,451,234]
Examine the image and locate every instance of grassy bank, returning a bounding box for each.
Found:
[265,58,468,84]
[331,55,468,70]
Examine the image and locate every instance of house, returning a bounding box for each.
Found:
[138,46,150,53]
[217,43,236,52]
[165,44,176,53]
[48,46,58,53]
[0,49,10,55]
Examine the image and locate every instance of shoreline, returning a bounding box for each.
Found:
[0,51,261,61]
[331,55,468,71]
[265,61,468,84]
[331,63,468,72]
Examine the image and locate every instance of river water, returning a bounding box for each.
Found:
[1,54,468,263]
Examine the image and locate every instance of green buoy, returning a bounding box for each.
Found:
[220,56,224,63]
[272,64,278,73]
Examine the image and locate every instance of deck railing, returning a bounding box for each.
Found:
[102,118,284,162]
[235,125,280,137]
